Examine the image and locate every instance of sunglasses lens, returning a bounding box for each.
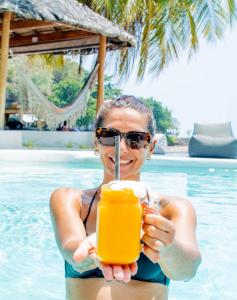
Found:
[96,128,150,149]
[126,133,148,149]
[97,128,119,146]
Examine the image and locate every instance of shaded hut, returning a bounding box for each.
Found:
[0,0,135,129]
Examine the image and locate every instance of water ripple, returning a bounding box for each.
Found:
[0,163,237,300]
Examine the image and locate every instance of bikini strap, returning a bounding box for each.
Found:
[146,188,150,203]
[144,185,151,203]
[83,189,98,228]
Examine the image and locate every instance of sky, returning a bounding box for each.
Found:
[121,26,237,137]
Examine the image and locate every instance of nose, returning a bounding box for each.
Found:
[119,136,129,153]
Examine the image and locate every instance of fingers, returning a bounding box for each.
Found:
[142,234,165,252]
[144,213,175,234]
[129,262,138,276]
[99,262,114,281]
[73,239,93,262]
[113,265,126,282]
[142,224,172,245]
[99,264,124,282]
[73,233,97,262]
[143,244,160,263]
[122,265,133,283]
[98,262,138,283]
[143,203,159,215]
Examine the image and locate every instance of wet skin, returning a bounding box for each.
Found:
[50,108,201,300]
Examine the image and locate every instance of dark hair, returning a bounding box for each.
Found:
[95,95,156,136]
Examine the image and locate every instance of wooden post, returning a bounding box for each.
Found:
[0,12,11,129]
[96,35,106,114]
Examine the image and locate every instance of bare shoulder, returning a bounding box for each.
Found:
[50,187,81,199]
[158,193,196,221]
[50,187,82,211]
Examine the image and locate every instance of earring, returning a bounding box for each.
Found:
[146,144,153,160]
[146,153,151,160]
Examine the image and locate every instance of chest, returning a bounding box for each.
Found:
[80,194,97,235]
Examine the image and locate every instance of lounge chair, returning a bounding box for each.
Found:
[188,122,237,158]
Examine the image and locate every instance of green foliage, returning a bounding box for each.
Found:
[78,144,92,149]
[80,0,237,80]
[7,58,178,132]
[64,141,91,149]
[65,141,74,149]
[49,79,82,107]
[104,76,122,99]
[45,59,122,129]
[6,58,123,130]
[76,97,95,129]
[23,140,37,148]
[141,97,178,134]
[77,76,122,130]
[6,63,20,101]
[47,60,86,107]
[166,135,177,146]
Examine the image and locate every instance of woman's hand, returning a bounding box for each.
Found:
[73,233,138,283]
[141,207,176,263]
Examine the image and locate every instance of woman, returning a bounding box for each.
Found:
[50,95,201,300]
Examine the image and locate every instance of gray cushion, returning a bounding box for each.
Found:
[193,122,234,137]
[189,135,237,158]
[189,122,237,158]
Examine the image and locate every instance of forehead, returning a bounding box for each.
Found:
[103,108,149,132]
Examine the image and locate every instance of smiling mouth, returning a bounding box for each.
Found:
[109,157,133,166]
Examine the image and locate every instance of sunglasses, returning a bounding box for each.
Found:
[96,127,152,149]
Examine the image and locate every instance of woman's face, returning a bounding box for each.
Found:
[96,108,154,182]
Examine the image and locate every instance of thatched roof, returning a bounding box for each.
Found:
[0,0,136,55]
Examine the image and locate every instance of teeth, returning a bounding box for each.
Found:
[120,160,131,164]
[110,158,131,164]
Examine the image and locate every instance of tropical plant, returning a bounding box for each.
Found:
[7,58,122,130]
[80,0,237,80]
[6,63,20,101]
[142,97,178,134]
[76,75,122,130]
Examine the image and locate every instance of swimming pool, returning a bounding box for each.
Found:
[0,150,237,300]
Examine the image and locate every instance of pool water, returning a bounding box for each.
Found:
[0,159,237,300]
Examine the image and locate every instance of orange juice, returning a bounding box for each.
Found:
[96,182,143,264]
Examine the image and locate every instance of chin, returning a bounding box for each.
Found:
[120,170,139,181]
[103,158,141,181]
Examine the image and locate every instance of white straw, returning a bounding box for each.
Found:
[115,135,120,180]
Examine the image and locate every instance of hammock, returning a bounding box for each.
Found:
[17,61,99,129]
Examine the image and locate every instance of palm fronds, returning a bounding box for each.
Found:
[80,0,237,80]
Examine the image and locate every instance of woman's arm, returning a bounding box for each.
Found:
[50,187,137,282]
[142,196,201,281]
[50,187,97,272]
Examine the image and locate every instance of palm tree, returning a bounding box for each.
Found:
[81,0,237,80]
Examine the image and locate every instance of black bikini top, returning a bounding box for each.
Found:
[65,187,170,286]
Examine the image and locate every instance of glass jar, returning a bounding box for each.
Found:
[96,183,142,264]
